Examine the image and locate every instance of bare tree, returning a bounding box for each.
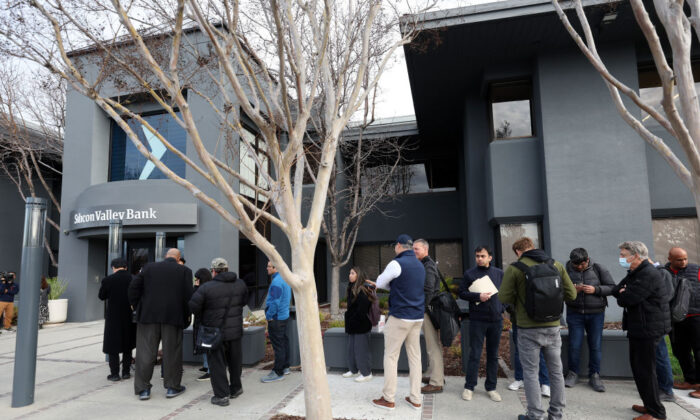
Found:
[552,0,700,216]
[0,1,432,417]
[0,63,63,266]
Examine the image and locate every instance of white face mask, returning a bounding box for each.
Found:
[619,257,631,269]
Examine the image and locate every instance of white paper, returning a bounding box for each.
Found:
[468,275,499,295]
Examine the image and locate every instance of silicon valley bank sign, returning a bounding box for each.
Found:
[69,203,197,230]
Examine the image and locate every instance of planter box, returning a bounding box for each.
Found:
[47,299,68,324]
[183,325,266,366]
[508,328,632,378]
[322,327,428,372]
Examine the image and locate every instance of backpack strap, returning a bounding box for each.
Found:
[511,261,529,273]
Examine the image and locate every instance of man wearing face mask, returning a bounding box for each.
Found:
[613,241,672,420]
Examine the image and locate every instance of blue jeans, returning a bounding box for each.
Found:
[566,310,604,377]
[203,353,209,370]
[465,319,502,391]
[513,325,549,385]
[268,319,290,376]
[656,335,674,395]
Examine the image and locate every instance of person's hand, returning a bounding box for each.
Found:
[365,280,376,287]
[619,287,626,293]
[479,292,492,302]
[581,285,595,294]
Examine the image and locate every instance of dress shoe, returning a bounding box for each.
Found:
[107,374,121,382]
[673,381,700,390]
[404,397,421,410]
[421,384,443,394]
[690,389,700,399]
[138,389,151,401]
[166,385,186,398]
[371,396,395,410]
[633,414,661,420]
[632,404,647,414]
[121,373,131,380]
[211,396,229,406]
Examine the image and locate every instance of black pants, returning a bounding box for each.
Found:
[268,319,289,376]
[629,337,666,419]
[671,316,700,383]
[208,337,242,398]
[108,351,133,376]
[134,323,183,393]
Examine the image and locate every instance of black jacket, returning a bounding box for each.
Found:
[565,260,615,314]
[459,265,504,322]
[344,285,372,334]
[613,260,672,339]
[99,270,136,353]
[189,272,249,341]
[421,256,441,313]
[128,257,194,328]
[664,263,700,316]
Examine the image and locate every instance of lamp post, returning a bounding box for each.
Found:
[12,197,47,407]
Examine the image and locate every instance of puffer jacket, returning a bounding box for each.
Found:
[565,260,616,314]
[189,272,249,341]
[613,260,672,339]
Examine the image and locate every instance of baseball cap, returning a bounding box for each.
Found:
[394,234,413,246]
[210,257,228,270]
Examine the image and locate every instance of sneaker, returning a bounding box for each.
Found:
[230,388,243,399]
[342,370,359,378]
[261,371,285,383]
[421,384,443,394]
[508,380,524,391]
[121,373,131,380]
[197,373,211,381]
[541,384,551,398]
[355,374,373,383]
[660,391,676,402]
[371,396,395,410]
[211,396,229,406]
[138,389,151,401]
[461,389,473,401]
[565,371,578,388]
[404,396,421,410]
[166,386,186,398]
[107,374,121,382]
[487,390,502,402]
[199,366,208,372]
[589,373,605,392]
[283,367,291,375]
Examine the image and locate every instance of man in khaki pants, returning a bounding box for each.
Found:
[413,239,444,393]
[369,234,425,411]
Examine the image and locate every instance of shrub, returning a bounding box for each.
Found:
[46,277,68,300]
[319,312,328,322]
[328,320,345,328]
[378,296,389,309]
[450,344,462,358]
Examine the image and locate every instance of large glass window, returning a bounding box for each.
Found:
[239,126,270,203]
[110,112,187,181]
[652,217,700,265]
[352,240,463,280]
[496,222,542,267]
[489,79,534,141]
[362,163,456,195]
[639,63,700,132]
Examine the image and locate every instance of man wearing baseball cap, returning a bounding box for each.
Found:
[370,234,426,411]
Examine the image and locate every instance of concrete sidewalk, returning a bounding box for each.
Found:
[0,320,698,419]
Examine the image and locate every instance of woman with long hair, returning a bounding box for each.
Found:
[39,276,51,328]
[343,266,375,382]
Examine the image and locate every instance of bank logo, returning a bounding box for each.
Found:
[139,126,167,180]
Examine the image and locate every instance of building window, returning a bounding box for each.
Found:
[496,222,542,268]
[652,217,700,265]
[110,112,187,181]
[362,162,456,195]
[639,63,700,132]
[352,240,463,281]
[489,79,534,141]
[239,126,270,203]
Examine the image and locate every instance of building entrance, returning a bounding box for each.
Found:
[124,237,179,275]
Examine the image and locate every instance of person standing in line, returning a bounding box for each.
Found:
[189,258,248,406]
[193,268,213,382]
[343,266,374,383]
[39,276,51,328]
[459,245,504,402]
[261,260,292,383]
[129,248,193,400]
[564,247,615,392]
[499,237,576,420]
[99,258,137,381]
[370,234,425,412]
[613,241,672,420]
[0,272,18,332]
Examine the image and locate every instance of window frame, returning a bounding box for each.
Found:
[488,78,536,142]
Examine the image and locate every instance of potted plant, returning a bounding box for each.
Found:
[46,277,69,324]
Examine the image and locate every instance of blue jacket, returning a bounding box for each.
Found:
[389,250,425,320]
[0,282,18,303]
[459,265,504,323]
[265,272,291,321]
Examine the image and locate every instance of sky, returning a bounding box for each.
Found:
[371,0,500,120]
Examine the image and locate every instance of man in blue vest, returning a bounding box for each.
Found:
[370,234,425,411]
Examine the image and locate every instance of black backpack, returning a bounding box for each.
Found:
[512,259,564,323]
[670,276,690,323]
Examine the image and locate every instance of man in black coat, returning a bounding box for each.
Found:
[189,257,248,407]
[99,257,136,381]
[613,241,672,420]
[128,248,193,401]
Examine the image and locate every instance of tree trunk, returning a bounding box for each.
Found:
[330,264,340,317]
[293,268,332,420]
